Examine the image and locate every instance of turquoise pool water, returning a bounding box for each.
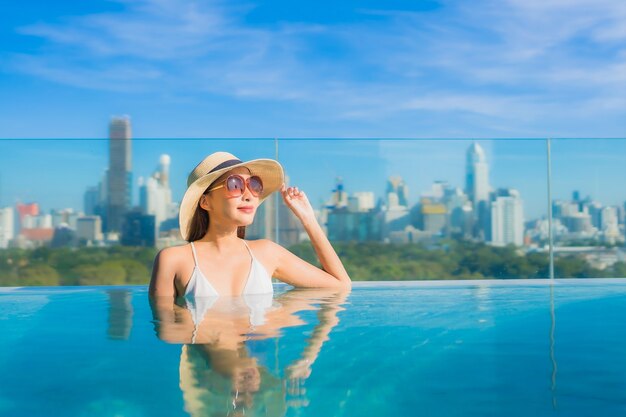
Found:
[1,280,625,417]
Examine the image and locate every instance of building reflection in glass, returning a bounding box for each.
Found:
[150,288,349,416]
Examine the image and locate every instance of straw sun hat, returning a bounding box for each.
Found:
[179,152,284,241]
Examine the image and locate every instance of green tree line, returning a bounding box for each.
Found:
[0,246,156,286]
[289,240,626,280]
[1,240,624,287]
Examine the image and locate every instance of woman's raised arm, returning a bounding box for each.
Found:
[269,184,351,289]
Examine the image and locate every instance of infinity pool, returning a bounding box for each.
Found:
[1,280,625,417]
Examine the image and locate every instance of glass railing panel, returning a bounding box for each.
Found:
[277,138,549,280]
[0,138,277,286]
[550,138,626,278]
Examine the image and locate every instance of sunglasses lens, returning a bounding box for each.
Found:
[221,175,264,196]
[226,175,245,195]
[249,176,263,195]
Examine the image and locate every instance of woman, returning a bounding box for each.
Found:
[149,151,352,298]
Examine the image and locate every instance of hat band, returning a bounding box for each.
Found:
[208,159,243,174]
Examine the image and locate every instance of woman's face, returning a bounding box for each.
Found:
[200,167,259,227]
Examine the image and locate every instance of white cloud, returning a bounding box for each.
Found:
[6,0,626,136]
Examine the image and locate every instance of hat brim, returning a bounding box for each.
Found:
[178,159,284,241]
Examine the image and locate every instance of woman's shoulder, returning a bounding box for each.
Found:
[245,238,285,262]
[150,243,192,296]
[156,243,191,263]
[245,238,277,252]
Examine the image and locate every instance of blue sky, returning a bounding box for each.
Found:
[0,1,625,220]
[1,0,624,138]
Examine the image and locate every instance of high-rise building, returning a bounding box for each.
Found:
[587,201,603,229]
[491,189,524,246]
[51,208,80,229]
[107,116,132,232]
[22,213,52,229]
[465,142,490,205]
[424,180,449,201]
[16,202,39,233]
[139,177,168,229]
[442,187,472,237]
[386,176,409,208]
[348,192,375,213]
[600,206,617,230]
[381,206,410,240]
[465,142,491,240]
[322,178,381,242]
[76,216,103,243]
[326,177,348,209]
[83,169,109,230]
[561,213,594,234]
[327,207,382,242]
[88,170,109,230]
[84,186,99,216]
[420,201,447,234]
[121,210,155,247]
[139,154,175,232]
[0,207,14,249]
[553,200,581,219]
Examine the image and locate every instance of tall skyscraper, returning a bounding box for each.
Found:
[139,154,175,232]
[491,189,524,246]
[107,116,132,232]
[84,186,99,216]
[465,142,489,205]
[465,142,491,240]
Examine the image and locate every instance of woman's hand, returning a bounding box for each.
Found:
[286,358,312,380]
[280,184,316,226]
[286,358,312,398]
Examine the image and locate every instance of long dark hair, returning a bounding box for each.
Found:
[186,176,247,242]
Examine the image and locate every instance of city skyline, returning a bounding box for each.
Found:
[2,130,624,250]
[1,137,626,222]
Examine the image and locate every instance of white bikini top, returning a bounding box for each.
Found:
[182,240,275,343]
[184,240,274,298]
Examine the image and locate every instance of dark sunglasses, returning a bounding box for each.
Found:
[206,174,264,197]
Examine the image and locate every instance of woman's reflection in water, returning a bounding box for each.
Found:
[150,288,349,416]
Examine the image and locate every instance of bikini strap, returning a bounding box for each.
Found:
[241,240,253,257]
[189,242,199,267]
